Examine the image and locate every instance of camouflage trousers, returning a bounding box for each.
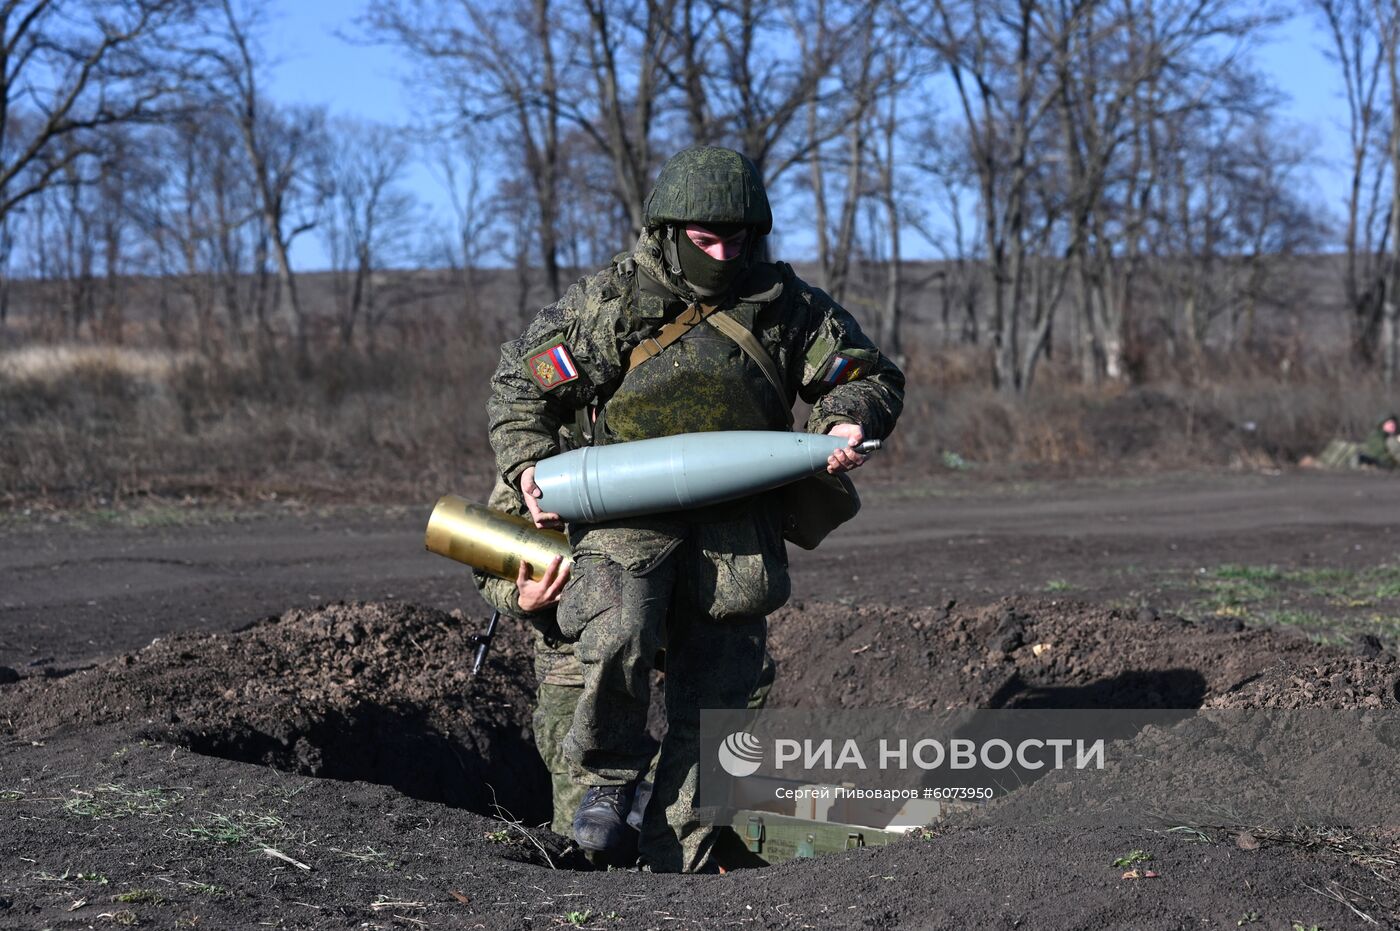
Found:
[1317,439,1361,470]
[532,639,587,837]
[532,602,776,869]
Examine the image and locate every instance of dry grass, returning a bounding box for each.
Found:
[897,343,1395,473]
[0,325,500,507]
[0,327,1394,508]
[0,345,198,384]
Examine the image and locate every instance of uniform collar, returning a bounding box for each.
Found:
[732,262,784,303]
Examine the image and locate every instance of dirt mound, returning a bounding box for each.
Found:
[8,594,1398,831]
[5,596,1400,927]
[1206,655,1400,709]
[767,596,1400,711]
[764,598,1400,841]
[0,601,549,822]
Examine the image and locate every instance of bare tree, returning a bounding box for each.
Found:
[193,0,325,365]
[669,0,713,142]
[0,207,12,325]
[904,0,1066,393]
[801,4,879,302]
[908,129,983,345]
[1377,0,1400,382]
[44,147,97,338]
[1151,91,1276,363]
[556,131,633,268]
[429,138,497,320]
[370,0,882,303]
[688,0,870,182]
[1050,0,1145,382]
[571,0,674,235]
[126,117,207,349]
[367,0,574,296]
[902,0,1284,389]
[317,119,417,350]
[872,81,905,359]
[1047,0,1280,382]
[1315,0,1390,365]
[1224,123,1327,351]
[0,0,197,228]
[861,14,920,360]
[20,128,162,342]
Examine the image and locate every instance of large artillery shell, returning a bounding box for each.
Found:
[424,494,571,581]
[533,430,878,523]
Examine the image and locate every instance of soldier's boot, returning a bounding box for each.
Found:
[572,783,639,860]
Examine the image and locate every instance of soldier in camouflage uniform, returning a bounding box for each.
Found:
[1359,413,1400,469]
[471,475,776,840]
[487,145,904,872]
[1313,413,1400,470]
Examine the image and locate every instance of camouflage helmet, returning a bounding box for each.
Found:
[643,146,772,235]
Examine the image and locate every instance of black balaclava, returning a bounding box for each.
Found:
[666,222,752,299]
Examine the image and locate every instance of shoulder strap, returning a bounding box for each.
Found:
[709,310,795,430]
[618,295,796,431]
[626,302,722,371]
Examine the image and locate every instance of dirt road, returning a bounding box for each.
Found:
[6,470,1400,929]
[3,470,1397,670]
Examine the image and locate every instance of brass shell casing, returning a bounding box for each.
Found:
[424,494,572,582]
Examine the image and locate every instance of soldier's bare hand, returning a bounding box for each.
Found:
[826,423,868,473]
[520,466,564,529]
[516,556,570,612]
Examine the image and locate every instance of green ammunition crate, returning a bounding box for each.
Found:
[725,810,905,864]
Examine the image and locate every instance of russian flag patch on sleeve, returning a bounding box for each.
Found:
[526,339,580,390]
[822,353,865,385]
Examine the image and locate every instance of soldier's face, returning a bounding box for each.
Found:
[1386,419,1398,435]
[684,224,748,261]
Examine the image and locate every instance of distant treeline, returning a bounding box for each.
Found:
[0,0,1397,393]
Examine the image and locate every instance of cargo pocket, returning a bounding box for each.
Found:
[556,556,623,640]
[690,507,791,620]
[555,539,682,640]
[532,633,584,687]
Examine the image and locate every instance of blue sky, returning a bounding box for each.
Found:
[265,2,1352,270]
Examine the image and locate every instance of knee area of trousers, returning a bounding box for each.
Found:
[576,608,663,662]
[536,682,582,718]
[556,558,627,639]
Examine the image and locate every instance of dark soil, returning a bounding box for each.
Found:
[1205,654,1400,709]
[767,597,1400,712]
[4,474,1400,929]
[2,602,551,825]
[4,722,1389,931]
[5,592,1400,929]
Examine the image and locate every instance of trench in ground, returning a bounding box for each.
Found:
[164,670,1218,858]
[160,703,554,828]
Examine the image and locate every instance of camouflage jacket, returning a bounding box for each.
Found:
[487,229,906,487]
[1359,427,1400,470]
